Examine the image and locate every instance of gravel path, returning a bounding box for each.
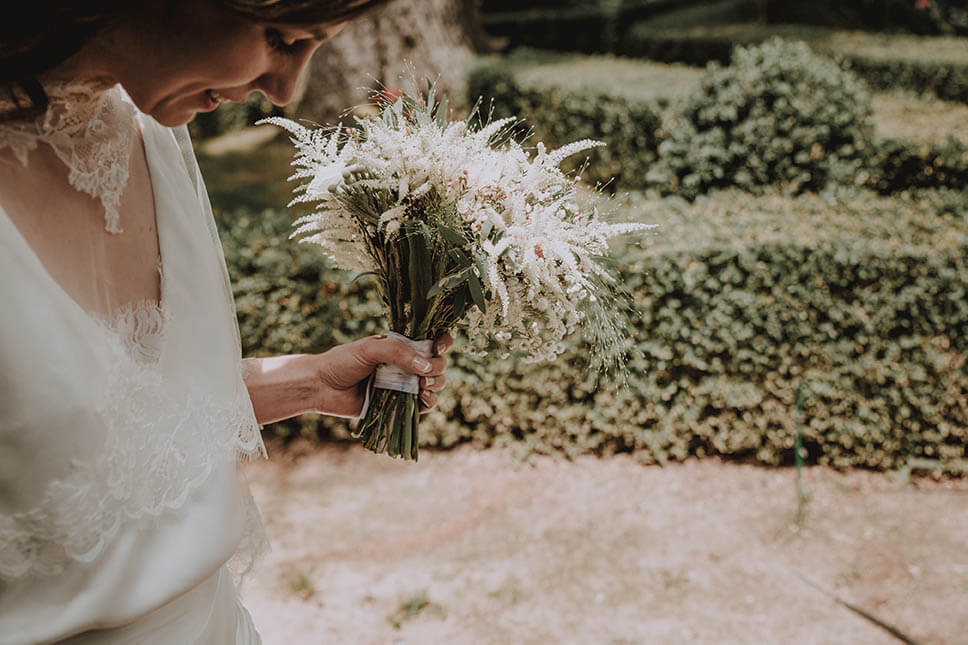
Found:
[240,442,968,645]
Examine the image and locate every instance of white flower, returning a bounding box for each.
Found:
[306,159,347,198]
[266,97,652,368]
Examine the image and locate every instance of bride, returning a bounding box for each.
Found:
[0,1,452,642]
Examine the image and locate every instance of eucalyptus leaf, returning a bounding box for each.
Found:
[449,248,471,267]
[438,223,467,246]
[452,284,468,317]
[435,98,449,128]
[468,272,487,314]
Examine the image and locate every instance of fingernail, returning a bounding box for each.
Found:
[412,357,432,373]
[424,376,435,386]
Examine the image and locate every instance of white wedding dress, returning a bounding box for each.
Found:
[0,82,267,643]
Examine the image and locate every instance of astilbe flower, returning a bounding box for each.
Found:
[261,86,653,459]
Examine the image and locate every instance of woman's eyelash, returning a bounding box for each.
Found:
[265,28,298,55]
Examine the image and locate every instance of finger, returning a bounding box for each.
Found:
[419,389,437,411]
[420,373,447,393]
[362,337,447,376]
[433,332,455,356]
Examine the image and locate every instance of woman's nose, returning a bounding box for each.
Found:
[256,51,316,106]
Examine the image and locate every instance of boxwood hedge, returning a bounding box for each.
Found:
[620,24,968,103]
[467,48,966,198]
[215,189,968,473]
[466,50,700,189]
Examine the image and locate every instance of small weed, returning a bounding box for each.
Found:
[488,574,528,606]
[387,590,446,630]
[791,383,812,532]
[659,568,689,590]
[835,561,864,588]
[286,568,317,601]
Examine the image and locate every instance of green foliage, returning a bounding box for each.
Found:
[466,51,668,189]
[648,39,874,199]
[465,46,964,198]
[480,0,690,55]
[867,137,968,194]
[621,24,968,103]
[215,189,968,473]
[843,48,968,104]
[482,7,614,55]
[188,92,283,140]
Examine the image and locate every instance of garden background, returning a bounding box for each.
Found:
[191,1,968,642]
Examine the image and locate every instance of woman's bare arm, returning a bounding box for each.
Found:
[242,334,452,425]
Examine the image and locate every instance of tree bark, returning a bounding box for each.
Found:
[294,0,488,124]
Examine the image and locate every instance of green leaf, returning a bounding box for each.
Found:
[449,248,471,267]
[475,254,489,282]
[452,284,468,317]
[351,271,380,285]
[468,272,486,314]
[427,282,443,299]
[447,267,472,287]
[408,230,431,321]
[480,220,494,240]
[435,97,449,128]
[426,82,436,114]
[438,223,466,246]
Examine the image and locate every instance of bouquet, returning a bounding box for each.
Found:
[263,85,652,460]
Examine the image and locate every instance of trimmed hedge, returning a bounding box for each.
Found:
[482,7,615,55]
[466,50,700,189]
[867,137,968,194]
[481,0,701,55]
[620,24,968,103]
[214,189,968,473]
[466,48,966,198]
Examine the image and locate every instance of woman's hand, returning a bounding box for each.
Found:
[313,333,454,418]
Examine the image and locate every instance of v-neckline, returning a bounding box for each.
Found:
[0,108,168,341]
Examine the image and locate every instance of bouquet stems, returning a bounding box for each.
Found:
[356,387,420,460]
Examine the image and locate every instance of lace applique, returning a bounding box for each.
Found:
[108,299,168,364]
[0,78,134,233]
[0,328,267,580]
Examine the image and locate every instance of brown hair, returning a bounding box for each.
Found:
[0,0,390,119]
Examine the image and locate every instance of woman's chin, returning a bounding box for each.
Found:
[151,111,196,127]
[145,96,212,127]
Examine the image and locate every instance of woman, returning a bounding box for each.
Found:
[0,1,451,642]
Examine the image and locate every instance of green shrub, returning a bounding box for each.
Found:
[214,189,968,473]
[648,39,874,199]
[480,0,694,55]
[621,24,968,103]
[821,32,968,103]
[867,136,968,194]
[466,50,690,189]
[482,7,615,55]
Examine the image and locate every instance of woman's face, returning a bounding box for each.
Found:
[107,1,345,126]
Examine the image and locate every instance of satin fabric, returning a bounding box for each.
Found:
[61,566,260,645]
[0,100,265,644]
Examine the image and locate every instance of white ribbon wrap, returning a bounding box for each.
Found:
[356,332,433,420]
[374,332,434,394]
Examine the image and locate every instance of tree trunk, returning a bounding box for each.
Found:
[294,0,488,124]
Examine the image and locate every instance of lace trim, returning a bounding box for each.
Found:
[0,78,134,233]
[107,299,168,365]
[0,312,266,580]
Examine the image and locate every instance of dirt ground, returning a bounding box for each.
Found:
[239,441,968,645]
